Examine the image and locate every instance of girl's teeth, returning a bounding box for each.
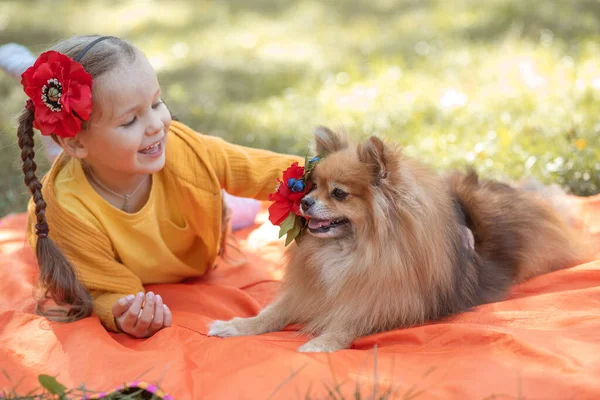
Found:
[140,142,160,154]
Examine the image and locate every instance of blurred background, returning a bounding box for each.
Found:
[1,0,599,217]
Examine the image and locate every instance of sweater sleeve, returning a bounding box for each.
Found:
[199,135,305,200]
[26,201,145,332]
[65,244,145,332]
[90,292,136,332]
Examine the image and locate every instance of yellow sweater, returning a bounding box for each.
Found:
[26,120,303,331]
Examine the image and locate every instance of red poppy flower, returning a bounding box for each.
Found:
[21,50,93,138]
[268,162,307,225]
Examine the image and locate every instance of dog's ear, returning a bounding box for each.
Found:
[357,136,388,184]
[314,126,348,157]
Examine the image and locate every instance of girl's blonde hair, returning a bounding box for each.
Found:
[17,35,136,322]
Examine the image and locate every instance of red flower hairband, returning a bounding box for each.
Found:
[268,155,321,246]
[21,50,93,138]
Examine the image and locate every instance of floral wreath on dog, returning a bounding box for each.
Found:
[268,155,321,246]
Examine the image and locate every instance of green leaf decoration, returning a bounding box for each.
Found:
[293,219,307,245]
[285,216,303,246]
[302,155,321,183]
[278,212,296,238]
[38,374,66,396]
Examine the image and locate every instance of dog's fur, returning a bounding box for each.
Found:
[209,127,590,352]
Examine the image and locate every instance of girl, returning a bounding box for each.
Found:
[0,42,263,234]
[17,35,303,338]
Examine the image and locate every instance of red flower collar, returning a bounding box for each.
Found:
[21,50,93,138]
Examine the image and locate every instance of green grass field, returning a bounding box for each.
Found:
[1,0,599,217]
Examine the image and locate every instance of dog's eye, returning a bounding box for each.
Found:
[308,182,317,193]
[331,188,348,201]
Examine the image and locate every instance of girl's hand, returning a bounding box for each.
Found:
[111,291,172,338]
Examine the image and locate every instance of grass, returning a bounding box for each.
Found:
[1,0,600,217]
[0,374,163,400]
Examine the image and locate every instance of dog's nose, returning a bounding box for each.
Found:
[301,197,315,210]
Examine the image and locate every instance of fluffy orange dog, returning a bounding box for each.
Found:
[209,127,587,352]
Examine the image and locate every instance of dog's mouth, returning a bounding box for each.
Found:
[307,218,350,233]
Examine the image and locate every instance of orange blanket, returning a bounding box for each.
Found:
[1,196,600,399]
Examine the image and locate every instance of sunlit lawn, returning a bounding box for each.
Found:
[1,0,599,217]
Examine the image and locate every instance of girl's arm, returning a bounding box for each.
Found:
[201,135,305,200]
[26,213,145,332]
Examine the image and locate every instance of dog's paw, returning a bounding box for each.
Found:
[298,337,346,353]
[208,319,243,338]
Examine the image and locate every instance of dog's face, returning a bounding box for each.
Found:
[300,127,392,239]
[301,152,369,238]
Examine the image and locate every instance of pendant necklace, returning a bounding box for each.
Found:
[86,169,148,212]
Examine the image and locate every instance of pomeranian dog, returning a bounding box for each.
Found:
[209,127,589,352]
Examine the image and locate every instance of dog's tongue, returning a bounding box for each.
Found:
[308,219,332,229]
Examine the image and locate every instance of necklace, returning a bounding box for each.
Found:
[85,168,148,212]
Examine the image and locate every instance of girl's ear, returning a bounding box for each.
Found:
[57,135,88,159]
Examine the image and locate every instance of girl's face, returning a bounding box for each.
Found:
[77,52,172,179]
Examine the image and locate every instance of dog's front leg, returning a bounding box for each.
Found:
[298,327,358,353]
[208,294,296,338]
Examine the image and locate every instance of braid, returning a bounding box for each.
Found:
[17,108,93,322]
[17,109,48,236]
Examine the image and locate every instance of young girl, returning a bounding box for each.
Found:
[17,34,303,338]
